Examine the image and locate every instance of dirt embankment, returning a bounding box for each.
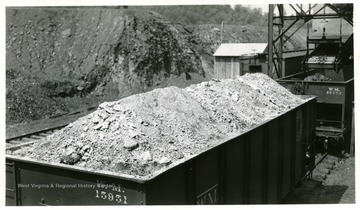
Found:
[6,7,307,125]
[10,73,306,177]
[6,7,213,124]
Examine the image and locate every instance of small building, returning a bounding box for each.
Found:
[213,43,268,79]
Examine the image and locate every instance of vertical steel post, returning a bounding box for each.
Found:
[350,102,354,156]
[278,5,284,78]
[268,5,274,78]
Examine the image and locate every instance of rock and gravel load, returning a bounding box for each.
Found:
[304,73,332,81]
[10,73,306,177]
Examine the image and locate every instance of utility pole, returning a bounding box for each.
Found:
[221,21,224,43]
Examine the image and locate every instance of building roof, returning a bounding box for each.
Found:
[283,50,308,59]
[213,43,268,57]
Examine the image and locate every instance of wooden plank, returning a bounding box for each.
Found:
[231,57,234,79]
[221,58,226,79]
[225,57,232,79]
[216,57,226,79]
[214,57,219,78]
[234,58,240,77]
[240,60,243,76]
[218,57,223,79]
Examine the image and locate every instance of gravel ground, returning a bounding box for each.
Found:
[282,155,355,204]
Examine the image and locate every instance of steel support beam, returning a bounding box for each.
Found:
[268,3,352,79]
[267,4,274,78]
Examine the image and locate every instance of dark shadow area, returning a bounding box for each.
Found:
[281,179,349,204]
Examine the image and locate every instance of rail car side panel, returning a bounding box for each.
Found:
[145,164,188,204]
[281,114,293,198]
[6,160,145,205]
[193,149,221,204]
[248,128,266,203]
[224,135,247,204]
[278,81,352,104]
[267,119,281,203]
[6,162,17,206]
[294,109,305,184]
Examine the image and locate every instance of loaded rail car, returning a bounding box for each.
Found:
[277,70,353,153]
[6,97,316,205]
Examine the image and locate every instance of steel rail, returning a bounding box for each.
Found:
[6,124,68,149]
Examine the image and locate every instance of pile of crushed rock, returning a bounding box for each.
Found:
[304,73,332,81]
[10,73,306,177]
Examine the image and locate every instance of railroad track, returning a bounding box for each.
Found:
[6,106,97,150]
[315,152,328,166]
[6,124,68,149]
[311,152,341,181]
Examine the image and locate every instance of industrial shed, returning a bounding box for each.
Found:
[213,43,268,79]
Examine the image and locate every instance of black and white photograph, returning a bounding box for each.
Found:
[1,0,357,206]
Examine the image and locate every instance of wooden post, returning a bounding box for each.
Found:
[214,57,217,78]
[231,57,234,78]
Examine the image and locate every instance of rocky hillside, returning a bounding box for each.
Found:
[6,7,306,125]
[6,7,213,124]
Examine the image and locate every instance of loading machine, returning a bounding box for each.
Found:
[268,4,354,156]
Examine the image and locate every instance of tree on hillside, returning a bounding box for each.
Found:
[137,5,268,26]
[245,8,263,24]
